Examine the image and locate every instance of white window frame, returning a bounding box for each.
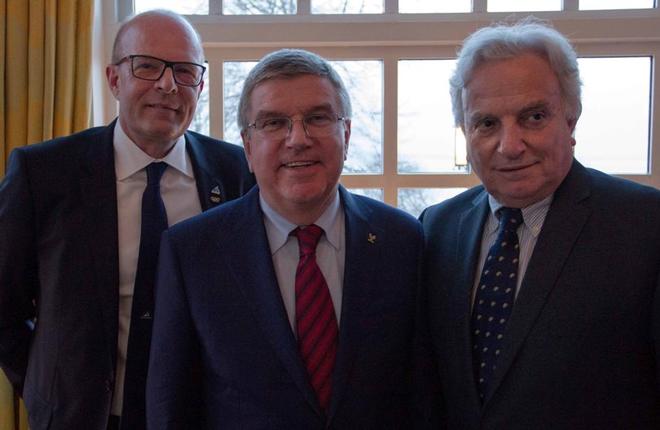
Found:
[95,0,660,207]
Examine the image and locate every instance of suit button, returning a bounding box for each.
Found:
[104,379,113,393]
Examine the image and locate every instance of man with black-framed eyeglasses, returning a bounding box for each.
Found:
[114,55,206,88]
[0,9,254,430]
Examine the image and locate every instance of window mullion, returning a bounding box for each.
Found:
[384,0,398,14]
[472,0,487,13]
[210,0,223,15]
[382,54,398,207]
[298,0,311,15]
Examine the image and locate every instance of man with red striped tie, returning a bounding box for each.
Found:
[146,48,430,429]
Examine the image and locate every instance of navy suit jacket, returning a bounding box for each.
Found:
[147,186,424,429]
[0,121,255,429]
[420,160,660,429]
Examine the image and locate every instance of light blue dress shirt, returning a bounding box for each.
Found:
[260,190,345,334]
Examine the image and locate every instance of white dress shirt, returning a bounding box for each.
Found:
[261,190,345,334]
[472,194,553,306]
[111,122,202,415]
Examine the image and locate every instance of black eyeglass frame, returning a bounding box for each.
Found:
[114,54,207,87]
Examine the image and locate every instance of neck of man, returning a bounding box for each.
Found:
[265,187,338,227]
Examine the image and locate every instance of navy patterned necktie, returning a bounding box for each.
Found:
[471,207,523,401]
[121,162,168,430]
[292,225,338,411]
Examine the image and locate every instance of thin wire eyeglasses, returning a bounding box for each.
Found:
[114,54,206,87]
[247,114,348,140]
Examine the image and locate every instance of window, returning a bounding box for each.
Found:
[104,1,660,214]
[312,0,383,14]
[580,0,655,11]
[575,57,651,174]
[487,0,561,12]
[134,0,208,14]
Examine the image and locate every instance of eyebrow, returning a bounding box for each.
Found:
[253,103,336,120]
[519,101,553,114]
[467,100,554,125]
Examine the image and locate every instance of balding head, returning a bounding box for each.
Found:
[111,10,204,65]
[105,9,206,158]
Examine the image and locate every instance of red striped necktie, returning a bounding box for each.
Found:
[292,224,338,411]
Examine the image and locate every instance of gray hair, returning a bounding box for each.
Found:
[237,49,352,132]
[450,17,582,128]
[111,9,203,64]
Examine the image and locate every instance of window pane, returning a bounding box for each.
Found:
[348,188,384,201]
[222,59,383,175]
[189,64,210,136]
[312,0,383,14]
[331,61,383,174]
[580,0,654,10]
[398,60,468,174]
[223,61,257,146]
[488,0,561,12]
[134,0,208,14]
[574,57,651,174]
[399,0,470,13]
[224,0,296,14]
[398,188,466,217]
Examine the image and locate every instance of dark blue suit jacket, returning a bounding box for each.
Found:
[420,160,660,429]
[147,186,424,429]
[0,121,255,430]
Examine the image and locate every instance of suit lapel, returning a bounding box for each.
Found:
[185,132,224,211]
[221,188,322,416]
[454,192,491,412]
[483,161,592,404]
[327,187,381,421]
[79,123,120,367]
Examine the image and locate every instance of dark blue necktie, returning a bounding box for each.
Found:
[121,162,168,430]
[471,207,523,401]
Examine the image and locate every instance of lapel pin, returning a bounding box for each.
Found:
[210,185,222,204]
[367,233,377,244]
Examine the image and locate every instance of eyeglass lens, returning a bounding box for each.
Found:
[131,56,204,86]
[255,115,342,139]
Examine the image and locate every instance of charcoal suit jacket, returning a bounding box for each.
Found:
[147,186,425,429]
[420,160,660,429]
[0,121,255,429]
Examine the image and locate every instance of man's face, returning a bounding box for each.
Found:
[462,53,577,208]
[106,17,203,153]
[242,75,350,221]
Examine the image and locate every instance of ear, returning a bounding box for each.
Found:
[196,79,205,99]
[567,117,577,147]
[241,130,254,173]
[106,65,120,98]
[342,119,351,161]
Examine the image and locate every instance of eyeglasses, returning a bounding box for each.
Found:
[115,55,206,87]
[247,114,348,140]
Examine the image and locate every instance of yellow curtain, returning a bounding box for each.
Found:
[0,1,94,429]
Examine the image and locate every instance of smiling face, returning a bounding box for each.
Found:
[462,53,577,208]
[242,74,350,225]
[106,15,204,158]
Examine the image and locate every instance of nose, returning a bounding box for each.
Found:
[285,118,311,149]
[497,123,525,158]
[156,66,178,94]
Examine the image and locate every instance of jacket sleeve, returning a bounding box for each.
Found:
[0,149,38,394]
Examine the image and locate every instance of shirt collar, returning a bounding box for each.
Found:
[486,193,553,237]
[261,190,342,255]
[113,121,193,181]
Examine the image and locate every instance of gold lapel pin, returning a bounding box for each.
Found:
[210,185,222,204]
[367,233,377,244]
